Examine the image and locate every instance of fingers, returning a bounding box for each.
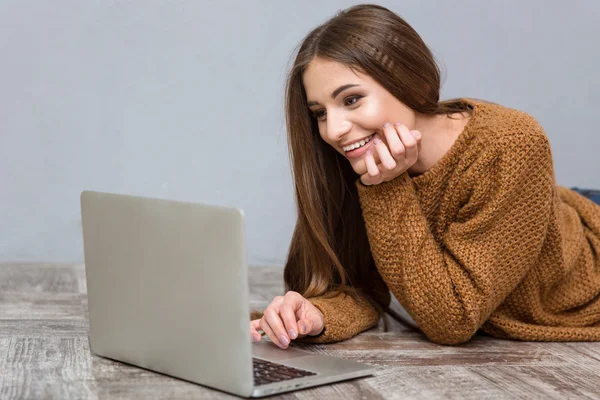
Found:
[279,292,302,340]
[297,318,310,336]
[257,291,305,349]
[250,292,325,348]
[372,136,396,171]
[250,319,262,342]
[383,122,405,160]
[360,122,421,186]
[260,315,284,347]
[395,123,420,164]
[299,317,324,336]
[262,304,291,349]
[361,132,396,186]
[362,148,382,186]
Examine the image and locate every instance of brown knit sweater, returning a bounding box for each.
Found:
[305,99,600,345]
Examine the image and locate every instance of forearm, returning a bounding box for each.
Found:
[356,154,553,345]
[297,291,381,343]
[357,174,479,343]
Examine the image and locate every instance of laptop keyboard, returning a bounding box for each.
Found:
[253,358,317,386]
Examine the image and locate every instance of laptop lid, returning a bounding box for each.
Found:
[81,190,255,397]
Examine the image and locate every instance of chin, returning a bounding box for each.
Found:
[350,161,367,176]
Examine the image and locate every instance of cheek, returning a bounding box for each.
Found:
[357,99,413,130]
[357,101,387,127]
[317,123,330,144]
[394,109,418,129]
[375,95,417,127]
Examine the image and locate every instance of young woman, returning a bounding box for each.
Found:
[250,4,600,348]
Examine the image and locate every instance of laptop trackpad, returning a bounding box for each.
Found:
[252,340,313,361]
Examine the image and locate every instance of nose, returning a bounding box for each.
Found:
[325,110,352,143]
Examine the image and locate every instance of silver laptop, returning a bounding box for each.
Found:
[80,190,375,398]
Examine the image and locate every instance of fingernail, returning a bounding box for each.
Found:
[384,122,392,128]
[394,122,402,127]
[412,130,421,139]
[289,329,298,340]
[366,149,372,156]
[279,335,289,347]
[300,322,308,334]
[251,334,260,342]
[373,137,381,145]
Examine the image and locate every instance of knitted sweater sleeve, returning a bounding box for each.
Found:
[294,292,380,343]
[297,266,392,343]
[355,129,554,345]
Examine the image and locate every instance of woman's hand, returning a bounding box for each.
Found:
[360,122,421,186]
[250,291,324,349]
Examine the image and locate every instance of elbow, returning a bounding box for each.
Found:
[422,321,479,346]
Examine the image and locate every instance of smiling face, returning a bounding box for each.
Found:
[302,57,419,175]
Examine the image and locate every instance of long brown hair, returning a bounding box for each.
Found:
[283,4,471,327]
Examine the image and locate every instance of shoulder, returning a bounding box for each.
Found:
[463,98,550,151]
[449,101,555,216]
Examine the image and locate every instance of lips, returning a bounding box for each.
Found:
[344,134,377,159]
[341,133,375,152]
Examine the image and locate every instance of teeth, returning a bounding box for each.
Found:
[343,135,373,152]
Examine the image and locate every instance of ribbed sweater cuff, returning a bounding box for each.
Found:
[295,295,379,344]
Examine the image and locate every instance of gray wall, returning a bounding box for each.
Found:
[1,0,599,263]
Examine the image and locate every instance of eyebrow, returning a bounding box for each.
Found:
[307,84,360,107]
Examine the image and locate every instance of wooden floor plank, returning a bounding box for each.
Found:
[1,263,599,399]
[0,337,96,399]
[0,292,85,319]
[0,263,81,293]
[0,319,88,337]
[469,365,600,399]
[363,365,518,400]
[327,347,565,367]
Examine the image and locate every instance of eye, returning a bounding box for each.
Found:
[312,109,327,121]
[344,95,363,106]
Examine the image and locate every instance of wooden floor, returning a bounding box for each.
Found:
[1,263,599,399]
